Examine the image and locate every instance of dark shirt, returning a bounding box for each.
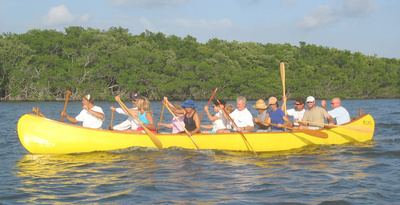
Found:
[184,111,197,132]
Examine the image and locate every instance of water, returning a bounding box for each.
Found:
[0,99,399,204]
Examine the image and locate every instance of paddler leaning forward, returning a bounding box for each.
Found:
[61,94,105,129]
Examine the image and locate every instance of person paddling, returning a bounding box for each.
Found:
[252,99,270,132]
[61,94,105,129]
[164,97,201,135]
[202,99,229,133]
[134,97,156,133]
[110,92,140,131]
[265,96,289,131]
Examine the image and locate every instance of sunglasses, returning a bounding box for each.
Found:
[307,101,314,104]
[295,103,302,105]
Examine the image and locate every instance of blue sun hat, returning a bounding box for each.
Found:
[181,99,197,109]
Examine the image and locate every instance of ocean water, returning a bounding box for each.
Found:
[0,99,399,204]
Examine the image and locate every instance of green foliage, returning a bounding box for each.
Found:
[0,27,399,101]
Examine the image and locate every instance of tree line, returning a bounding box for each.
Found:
[0,26,399,101]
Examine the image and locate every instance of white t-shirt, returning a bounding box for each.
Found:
[328,106,350,125]
[75,105,104,128]
[287,108,305,126]
[212,111,228,132]
[113,107,139,130]
[230,108,254,129]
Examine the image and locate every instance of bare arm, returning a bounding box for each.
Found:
[86,108,105,121]
[191,112,201,135]
[164,97,185,115]
[61,111,78,124]
[204,105,218,122]
[144,112,156,130]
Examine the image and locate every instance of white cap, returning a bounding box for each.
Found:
[306,96,315,102]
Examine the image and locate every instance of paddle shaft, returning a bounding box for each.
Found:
[60,90,72,121]
[217,99,256,154]
[268,123,327,138]
[109,109,115,129]
[115,96,163,149]
[163,101,200,150]
[157,102,165,131]
[280,62,287,115]
[199,88,218,121]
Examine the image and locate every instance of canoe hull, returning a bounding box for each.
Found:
[17,114,375,154]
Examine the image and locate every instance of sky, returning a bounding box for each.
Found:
[1,0,399,58]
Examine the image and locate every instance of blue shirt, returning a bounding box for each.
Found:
[139,111,149,124]
[269,109,285,131]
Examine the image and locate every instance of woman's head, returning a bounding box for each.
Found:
[181,99,197,113]
[136,97,151,112]
[225,104,234,113]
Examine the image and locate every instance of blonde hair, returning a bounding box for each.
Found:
[225,104,234,113]
[136,97,151,113]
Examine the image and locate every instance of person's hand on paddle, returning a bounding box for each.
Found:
[83,105,89,110]
[60,111,68,118]
[110,106,116,112]
[203,105,209,112]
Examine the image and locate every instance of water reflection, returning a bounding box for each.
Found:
[13,143,384,204]
[16,151,162,203]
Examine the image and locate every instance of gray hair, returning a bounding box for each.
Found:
[236,96,247,104]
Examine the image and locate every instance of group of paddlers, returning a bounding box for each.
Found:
[59,91,351,134]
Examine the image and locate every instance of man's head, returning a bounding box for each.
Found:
[294,97,304,111]
[331,97,342,108]
[236,96,247,111]
[306,96,316,109]
[82,94,94,107]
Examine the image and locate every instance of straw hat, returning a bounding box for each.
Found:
[253,99,268,109]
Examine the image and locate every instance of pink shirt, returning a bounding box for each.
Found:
[172,116,185,133]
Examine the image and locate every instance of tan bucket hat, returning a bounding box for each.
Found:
[253,99,268,109]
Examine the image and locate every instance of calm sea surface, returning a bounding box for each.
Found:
[0,99,399,204]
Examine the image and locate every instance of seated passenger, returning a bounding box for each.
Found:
[230,96,254,132]
[158,104,185,133]
[265,96,289,131]
[134,97,156,133]
[286,97,305,127]
[300,96,333,130]
[328,97,350,125]
[164,97,201,135]
[61,94,104,129]
[252,99,270,132]
[202,99,229,133]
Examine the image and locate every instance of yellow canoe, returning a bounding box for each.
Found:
[17,113,375,154]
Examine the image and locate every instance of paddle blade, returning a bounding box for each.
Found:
[302,129,328,138]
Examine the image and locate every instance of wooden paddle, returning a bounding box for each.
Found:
[299,120,372,133]
[108,108,115,130]
[217,99,257,154]
[199,88,218,122]
[279,62,287,115]
[163,100,200,150]
[115,95,163,149]
[60,90,72,121]
[268,123,328,138]
[157,102,165,132]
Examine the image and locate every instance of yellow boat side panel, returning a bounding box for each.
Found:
[17,114,375,154]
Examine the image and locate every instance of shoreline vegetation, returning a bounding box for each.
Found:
[1,26,399,101]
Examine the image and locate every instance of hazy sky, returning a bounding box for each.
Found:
[1,0,399,58]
